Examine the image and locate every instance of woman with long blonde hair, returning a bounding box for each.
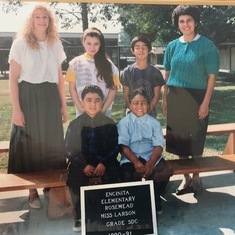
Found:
[8,4,68,209]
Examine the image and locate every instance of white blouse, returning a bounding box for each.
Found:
[9,38,66,84]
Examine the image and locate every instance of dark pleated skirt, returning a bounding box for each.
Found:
[8,81,66,173]
[166,86,209,156]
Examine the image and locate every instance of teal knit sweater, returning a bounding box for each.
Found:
[164,35,220,89]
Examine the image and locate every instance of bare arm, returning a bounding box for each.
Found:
[149,86,161,114]
[123,85,130,109]
[145,146,163,177]
[9,59,25,126]
[58,66,68,123]
[69,82,84,114]
[199,74,216,119]
[162,70,170,116]
[120,144,145,175]
[101,87,117,113]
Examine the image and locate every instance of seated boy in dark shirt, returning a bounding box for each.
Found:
[65,85,120,232]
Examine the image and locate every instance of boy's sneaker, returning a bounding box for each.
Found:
[73,220,81,232]
[156,204,163,215]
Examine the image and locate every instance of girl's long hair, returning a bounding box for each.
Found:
[18,4,59,50]
[82,27,114,89]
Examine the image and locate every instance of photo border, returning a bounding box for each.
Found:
[26,0,235,6]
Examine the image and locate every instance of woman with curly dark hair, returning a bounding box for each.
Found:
[162,5,220,195]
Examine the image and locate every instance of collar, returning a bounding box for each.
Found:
[80,112,106,127]
[179,34,201,43]
[82,111,102,119]
[84,52,94,60]
[130,112,149,122]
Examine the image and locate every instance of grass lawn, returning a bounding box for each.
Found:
[0,75,235,172]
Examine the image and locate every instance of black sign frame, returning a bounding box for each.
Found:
[80,180,158,235]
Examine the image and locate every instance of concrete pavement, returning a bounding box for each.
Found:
[0,170,235,235]
[159,170,235,235]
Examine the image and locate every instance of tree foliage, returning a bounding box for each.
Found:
[117,4,235,46]
[51,2,118,31]
[199,6,235,44]
[1,0,25,14]
[2,1,235,46]
[1,1,119,31]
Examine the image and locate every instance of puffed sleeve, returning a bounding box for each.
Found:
[8,38,25,65]
[55,40,66,65]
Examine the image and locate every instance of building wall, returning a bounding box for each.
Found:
[219,48,230,70]
[218,44,235,72]
[231,47,235,71]
[2,32,235,73]
[0,31,119,73]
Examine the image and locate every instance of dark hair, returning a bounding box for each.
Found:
[82,27,114,89]
[129,88,150,104]
[81,85,104,100]
[131,35,152,52]
[172,5,200,28]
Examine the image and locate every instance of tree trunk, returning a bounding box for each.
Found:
[81,3,89,31]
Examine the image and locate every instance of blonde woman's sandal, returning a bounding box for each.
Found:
[28,190,41,209]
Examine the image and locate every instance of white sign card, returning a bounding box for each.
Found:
[80,180,158,235]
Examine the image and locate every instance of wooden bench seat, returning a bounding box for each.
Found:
[0,123,234,193]
[0,155,235,192]
[0,141,9,153]
[162,123,235,136]
[0,169,67,192]
[0,169,71,224]
[167,154,235,175]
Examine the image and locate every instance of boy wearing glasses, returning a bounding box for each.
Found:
[118,89,173,215]
[121,35,165,117]
[65,85,120,232]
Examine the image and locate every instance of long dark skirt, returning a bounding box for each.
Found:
[8,81,66,173]
[166,86,209,156]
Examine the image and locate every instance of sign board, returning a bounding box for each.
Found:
[80,180,157,235]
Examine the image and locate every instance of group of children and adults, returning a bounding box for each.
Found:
[7,3,220,233]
